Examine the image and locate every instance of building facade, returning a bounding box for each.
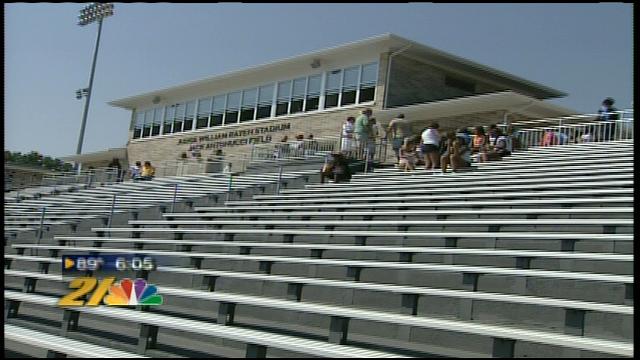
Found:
[109,34,575,171]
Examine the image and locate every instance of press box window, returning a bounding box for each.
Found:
[240,88,257,122]
[152,108,162,136]
[276,81,291,116]
[324,70,341,109]
[225,92,241,124]
[142,110,153,138]
[196,98,211,129]
[341,66,359,106]
[183,101,195,132]
[163,105,175,134]
[359,62,377,103]
[290,77,306,114]
[305,75,321,112]
[133,112,144,139]
[257,84,274,120]
[210,95,225,127]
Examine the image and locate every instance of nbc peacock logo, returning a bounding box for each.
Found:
[104,278,163,306]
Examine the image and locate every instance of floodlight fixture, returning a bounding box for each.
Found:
[78,3,114,26]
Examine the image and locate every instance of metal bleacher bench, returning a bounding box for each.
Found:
[4,324,148,358]
[163,207,634,219]
[4,284,633,357]
[11,244,633,286]
[86,226,633,252]
[127,217,632,226]
[5,268,632,318]
[4,291,405,358]
[228,186,634,205]
[193,197,633,212]
[316,163,632,188]
[52,235,633,271]
[288,170,632,194]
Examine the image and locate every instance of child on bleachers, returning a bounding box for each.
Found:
[398,139,417,172]
[471,126,488,163]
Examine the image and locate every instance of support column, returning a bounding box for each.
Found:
[459,273,479,320]
[202,276,218,292]
[492,338,515,358]
[258,261,273,274]
[245,344,267,358]
[561,239,576,252]
[190,257,203,269]
[286,283,304,302]
[564,309,586,336]
[137,324,159,354]
[624,283,633,305]
[217,302,236,325]
[5,300,21,320]
[60,309,80,335]
[346,266,362,281]
[23,278,37,293]
[328,316,350,344]
[46,350,67,358]
[515,257,532,269]
[400,293,419,315]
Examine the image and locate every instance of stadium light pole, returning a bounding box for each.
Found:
[75,3,114,172]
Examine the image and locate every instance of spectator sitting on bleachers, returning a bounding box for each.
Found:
[471,126,488,163]
[487,124,499,147]
[320,153,352,184]
[487,128,511,161]
[456,128,472,167]
[441,130,473,174]
[398,139,417,172]
[139,161,155,181]
[130,161,142,180]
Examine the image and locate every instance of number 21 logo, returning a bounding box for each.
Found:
[58,277,163,306]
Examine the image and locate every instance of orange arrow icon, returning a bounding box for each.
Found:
[64,258,75,269]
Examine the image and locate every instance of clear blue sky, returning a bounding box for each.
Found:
[5,3,633,158]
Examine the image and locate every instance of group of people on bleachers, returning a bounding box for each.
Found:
[274,133,319,159]
[322,96,623,183]
[389,118,514,174]
[129,161,155,181]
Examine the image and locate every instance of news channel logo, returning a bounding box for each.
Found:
[58,254,163,307]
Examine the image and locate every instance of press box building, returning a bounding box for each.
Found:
[104,33,574,170]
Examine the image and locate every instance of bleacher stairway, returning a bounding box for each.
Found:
[4,140,634,358]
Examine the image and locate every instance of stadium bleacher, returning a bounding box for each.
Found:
[4,134,634,357]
